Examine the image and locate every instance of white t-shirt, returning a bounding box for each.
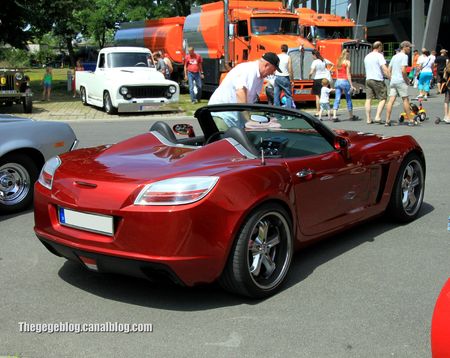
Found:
[364,51,387,81]
[276,53,290,77]
[320,87,332,103]
[389,52,408,84]
[209,61,263,104]
[311,59,331,80]
[417,55,434,73]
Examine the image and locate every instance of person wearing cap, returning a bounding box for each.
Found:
[208,52,280,127]
[435,49,449,94]
[385,41,414,126]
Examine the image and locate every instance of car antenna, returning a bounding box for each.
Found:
[260,138,265,166]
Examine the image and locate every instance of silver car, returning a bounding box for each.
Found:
[0,115,77,214]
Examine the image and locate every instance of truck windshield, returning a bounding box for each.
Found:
[107,52,153,68]
[315,26,353,39]
[251,18,298,35]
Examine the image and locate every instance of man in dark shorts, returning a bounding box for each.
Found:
[363,41,390,124]
[435,49,448,94]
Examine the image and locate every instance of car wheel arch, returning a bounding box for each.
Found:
[1,148,45,170]
[223,197,296,261]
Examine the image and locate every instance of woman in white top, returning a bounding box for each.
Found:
[309,50,333,116]
[417,49,434,99]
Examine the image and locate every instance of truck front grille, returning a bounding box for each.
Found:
[128,86,168,98]
[0,74,16,91]
[343,42,372,77]
[289,49,314,80]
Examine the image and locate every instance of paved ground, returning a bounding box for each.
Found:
[1,87,449,357]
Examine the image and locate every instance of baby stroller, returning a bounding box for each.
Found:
[399,98,427,124]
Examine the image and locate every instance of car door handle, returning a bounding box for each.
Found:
[296,169,315,178]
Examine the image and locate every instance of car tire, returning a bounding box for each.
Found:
[80,87,88,106]
[387,153,425,222]
[219,203,293,298]
[23,96,32,113]
[103,91,117,115]
[0,153,39,214]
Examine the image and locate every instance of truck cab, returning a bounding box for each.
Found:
[297,8,371,93]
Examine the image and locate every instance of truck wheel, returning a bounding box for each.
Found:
[0,153,39,214]
[23,96,32,113]
[103,91,117,115]
[80,87,88,106]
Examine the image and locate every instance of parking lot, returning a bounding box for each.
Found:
[1,94,449,357]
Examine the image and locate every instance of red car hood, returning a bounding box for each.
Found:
[52,133,249,209]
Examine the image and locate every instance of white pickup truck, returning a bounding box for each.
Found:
[76,47,179,114]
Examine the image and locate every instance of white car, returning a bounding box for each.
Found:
[76,47,180,114]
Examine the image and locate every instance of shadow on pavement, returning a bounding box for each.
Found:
[56,202,434,311]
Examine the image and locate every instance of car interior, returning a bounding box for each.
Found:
[149,107,336,159]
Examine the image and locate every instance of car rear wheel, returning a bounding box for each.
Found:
[219,203,293,298]
[387,153,425,222]
[80,87,88,106]
[0,153,39,214]
[23,96,32,113]
[103,91,117,115]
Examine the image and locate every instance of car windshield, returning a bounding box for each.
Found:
[206,107,335,158]
[107,52,154,68]
[315,26,353,39]
[251,18,298,35]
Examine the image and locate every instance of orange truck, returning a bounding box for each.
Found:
[296,8,371,93]
[115,1,318,102]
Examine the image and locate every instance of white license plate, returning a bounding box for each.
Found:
[294,89,311,95]
[1,90,17,94]
[140,105,160,111]
[58,207,114,236]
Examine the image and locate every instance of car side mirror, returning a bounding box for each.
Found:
[334,136,350,159]
[173,124,195,137]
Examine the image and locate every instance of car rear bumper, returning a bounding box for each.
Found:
[37,235,185,285]
[33,183,240,286]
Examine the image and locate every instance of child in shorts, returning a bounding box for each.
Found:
[42,66,52,101]
[319,78,335,121]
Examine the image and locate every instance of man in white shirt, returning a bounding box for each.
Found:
[364,41,390,124]
[385,41,413,126]
[209,52,280,127]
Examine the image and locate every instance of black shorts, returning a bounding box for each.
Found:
[312,79,324,95]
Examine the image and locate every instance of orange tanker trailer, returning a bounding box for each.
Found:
[115,1,318,102]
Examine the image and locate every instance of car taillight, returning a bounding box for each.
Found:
[134,176,219,206]
[38,156,61,189]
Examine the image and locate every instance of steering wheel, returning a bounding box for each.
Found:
[205,132,222,145]
[135,62,147,67]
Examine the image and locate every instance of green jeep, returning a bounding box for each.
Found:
[0,69,33,113]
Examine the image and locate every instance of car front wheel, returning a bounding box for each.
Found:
[387,153,425,222]
[103,91,117,115]
[0,153,39,214]
[80,87,88,106]
[219,203,293,298]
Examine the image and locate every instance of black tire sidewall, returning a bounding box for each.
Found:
[388,153,425,222]
[231,204,293,298]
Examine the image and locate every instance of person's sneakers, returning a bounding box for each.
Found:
[423,95,428,100]
[332,117,340,122]
[384,122,391,127]
[349,115,361,121]
[191,99,198,104]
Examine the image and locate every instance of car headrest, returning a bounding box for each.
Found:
[223,126,259,157]
[149,121,177,143]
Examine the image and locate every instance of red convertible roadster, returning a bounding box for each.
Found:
[34,104,426,298]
